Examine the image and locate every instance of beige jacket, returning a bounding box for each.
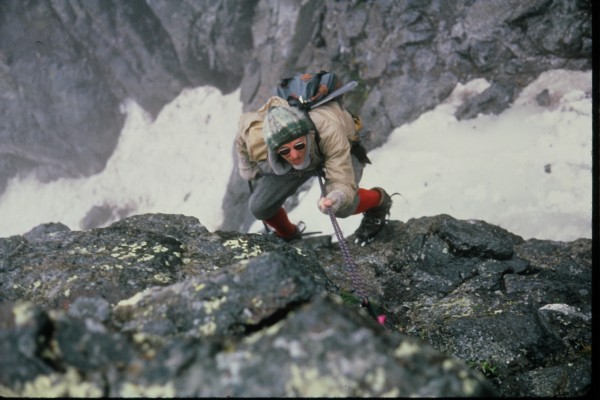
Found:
[236,96,359,215]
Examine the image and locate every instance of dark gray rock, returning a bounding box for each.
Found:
[23,222,71,242]
[455,82,516,120]
[0,213,591,397]
[0,0,125,186]
[111,251,328,340]
[1,0,256,195]
[536,88,552,107]
[0,302,56,388]
[110,293,496,397]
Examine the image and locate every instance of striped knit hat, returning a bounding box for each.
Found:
[263,106,312,151]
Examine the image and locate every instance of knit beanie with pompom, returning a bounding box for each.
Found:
[263,106,312,151]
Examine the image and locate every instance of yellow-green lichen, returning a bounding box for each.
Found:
[204,296,227,314]
[462,377,478,396]
[439,296,475,318]
[223,238,262,260]
[195,283,206,292]
[68,246,91,255]
[246,245,262,257]
[131,332,159,357]
[7,368,103,398]
[133,332,147,344]
[152,244,169,253]
[107,241,165,263]
[116,288,152,308]
[244,319,285,345]
[115,251,137,260]
[365,366,387,392]
[153,273,171,284]
[0,385,18,397]
[139,254,155,262]
[286,365,351,397]
[199,319,217,336]
[394,340,420,359]
[130,241,147,251]
[119,381,175,397]
[41,338,62,361]
[263,320,284,337]
[13,303,36,326]
[95,263,123,271]
[442,359,457,371]
[251,297,263,308]
[223,239,243,249]
[381,387,400,397]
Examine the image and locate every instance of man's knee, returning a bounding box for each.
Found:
[249,198,278,220]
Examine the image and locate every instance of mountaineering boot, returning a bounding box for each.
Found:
[354,187,393,246]
[283,221,306,242]
[263,207,298,240]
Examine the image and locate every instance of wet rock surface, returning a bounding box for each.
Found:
[0,213,591,397]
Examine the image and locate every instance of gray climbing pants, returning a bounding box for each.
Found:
[249,154,365,220]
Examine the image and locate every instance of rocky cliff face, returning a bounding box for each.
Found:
[0,213,591,397]
[0,0,256,192]
[0,0,591,230]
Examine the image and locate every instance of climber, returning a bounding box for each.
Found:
[235,95,394,246]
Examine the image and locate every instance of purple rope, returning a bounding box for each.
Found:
[317,171,387,326]
[317,173,367,299]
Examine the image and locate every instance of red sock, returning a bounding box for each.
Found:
[353,188,382,214]
[263,207,297,239]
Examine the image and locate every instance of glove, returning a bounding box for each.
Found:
[318,190,345,214]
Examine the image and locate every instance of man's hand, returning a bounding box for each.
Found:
[318,190,345,214]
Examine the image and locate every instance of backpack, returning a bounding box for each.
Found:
[275,70,371,164]
[276,70,340,110]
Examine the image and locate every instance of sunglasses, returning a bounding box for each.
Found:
[277,142,306,156]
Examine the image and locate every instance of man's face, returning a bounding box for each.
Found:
[276,136,308,167]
